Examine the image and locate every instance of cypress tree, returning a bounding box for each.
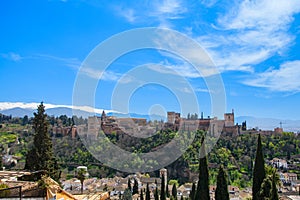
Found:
[128,178,132,192]
[140,189,144,200]
[195,137,210,200]
[166,182,170,198]
[189,182,196,200]
[161,174,166,200]
[252,134,266,200]
[133,178,139,195]
[172,183,177,200]
[24,102,59,180]
[215,165,229,200]
[146,183,150,200]
[154,187,159,200]
[270,170,279,200]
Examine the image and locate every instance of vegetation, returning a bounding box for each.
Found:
[195,137,210,200]
[1,110,300,192]
[189,182,196,200]
[24,102,60,181]
[215,165,229,200]
[76,168,86,194]
[252,134,266,200]
[171,183,177,200]
[146,183,150,200]
[160,174,166,200]
[133,178,139,195]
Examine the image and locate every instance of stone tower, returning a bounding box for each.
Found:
[224,109,234,127]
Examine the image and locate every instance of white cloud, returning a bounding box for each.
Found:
[116,0,187,27]
[198,0,300,72]
[244,60,300,92]
[1,52,23,61]
[35,54,81,69]
[80,67,120,81]
[116,7,136,23]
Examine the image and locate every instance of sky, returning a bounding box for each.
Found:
[1,0,300,120]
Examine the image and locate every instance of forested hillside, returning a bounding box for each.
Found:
[1,113,299,188]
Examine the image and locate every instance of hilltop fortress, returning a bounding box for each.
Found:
[84,109,246,138]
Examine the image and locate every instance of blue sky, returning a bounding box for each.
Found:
[1,0,300,120]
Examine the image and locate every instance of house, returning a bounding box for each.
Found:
[271,158,288,169]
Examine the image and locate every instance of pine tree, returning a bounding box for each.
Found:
[252,134,266,200]
[146,183,150,200]
[24,102,60,180]
[133,178,139,195]
[189,182,196,200]
[215,165,229,200]
[172,183,177,200]
[195,137,210,200]
[161,174,166,200]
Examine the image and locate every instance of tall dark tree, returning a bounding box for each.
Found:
[172,183,177,200]
[166,182,170,198]
[270,170,279,200]
[128,178,132,192]
[24,102,59,180]
[146,183,150,200]
[154,187,159,200]
[215,165,229,200]
[140,189,144,200]
[133,178,139,195]
[189,182,196,200]
[252,134,266,200]
[195,137,210,200]
[160,174,166,200]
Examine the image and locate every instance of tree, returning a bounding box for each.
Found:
[270,170,279,200]
[22,115,29,126]
[166,182,170,198]
[140,189,144,200]
[24,102,60,180]
[161,174,166,200]
[252,134,266,200]
[77,168,86,194]
[154,187,159,200]
[172,183,177,200]
[146,183,150,200]
[195,137,210,200]
[265,166,280,200]
[133,178,139,195]
[215,165,229,200]
[128,178,132,192]
[258,177,272,199]
[123,188,133,200]
[189,182,196,200]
